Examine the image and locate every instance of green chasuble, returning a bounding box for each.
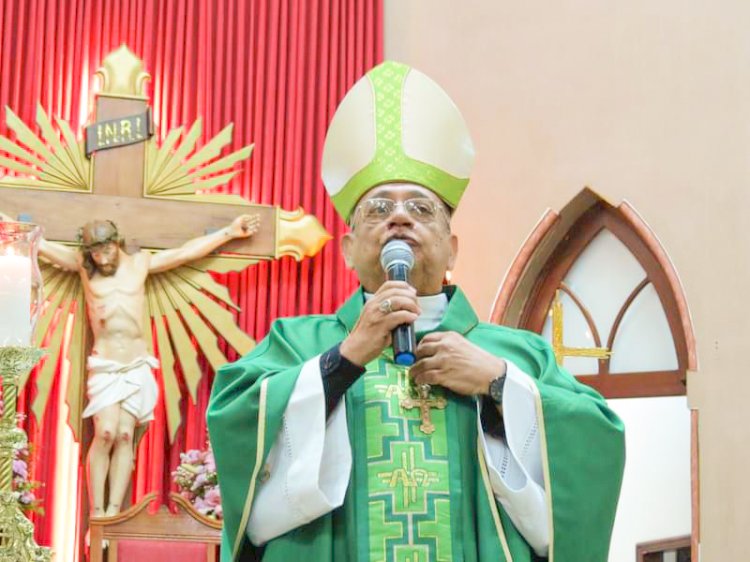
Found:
[207,287,625,562]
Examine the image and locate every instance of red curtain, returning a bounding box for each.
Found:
[0,0,382,550]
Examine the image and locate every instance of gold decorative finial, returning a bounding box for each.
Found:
[96,44,150,97]
[276,208,332,260]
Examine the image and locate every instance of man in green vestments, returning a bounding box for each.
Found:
[208,61,625,562]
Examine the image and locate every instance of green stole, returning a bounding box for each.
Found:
[358,352,453,562]
[207,286,625,562]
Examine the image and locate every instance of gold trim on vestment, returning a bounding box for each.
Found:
[529,383,555,559]
[232,378,269,559]
[477,434,513,562]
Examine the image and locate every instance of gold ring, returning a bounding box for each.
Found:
[379,299,393,314]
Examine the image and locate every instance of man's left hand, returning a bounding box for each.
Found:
[229,214,260,238]
[411,331,506,397]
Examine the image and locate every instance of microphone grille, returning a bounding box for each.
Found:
[380,239,414,270]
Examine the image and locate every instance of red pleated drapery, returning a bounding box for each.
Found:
[0,0,382,552]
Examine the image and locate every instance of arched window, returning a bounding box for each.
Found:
[491,189,695,398]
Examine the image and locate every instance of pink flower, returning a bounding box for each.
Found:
[192,472,208,491]
[8,440,44,515]
[204,487,221,507]
[20,491,35,505]
[193,496,209,514]
[173,442,223,519]
[13,459,28,480]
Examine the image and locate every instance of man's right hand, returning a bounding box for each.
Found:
[339,281,420,367]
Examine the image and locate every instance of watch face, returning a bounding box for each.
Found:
[489,377,504,403]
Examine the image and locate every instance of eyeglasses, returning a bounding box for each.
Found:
[352,197,448,225]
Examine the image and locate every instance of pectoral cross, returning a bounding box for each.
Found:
[400,382,447,435]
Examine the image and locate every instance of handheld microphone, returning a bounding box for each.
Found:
[380,240,417,366]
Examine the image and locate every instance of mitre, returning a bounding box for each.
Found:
[321,61,475,222]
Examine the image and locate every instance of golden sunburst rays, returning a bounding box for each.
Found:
[145,255,257,442]
[0,103,253,200]
[145,119,254,204]
[0,105,90,192]
[31,263,87,440]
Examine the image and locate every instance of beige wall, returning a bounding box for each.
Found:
[385,0,750,559]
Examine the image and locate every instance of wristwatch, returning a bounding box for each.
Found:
[488,374,506,406]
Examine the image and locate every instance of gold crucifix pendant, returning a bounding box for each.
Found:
[400,382,447,435]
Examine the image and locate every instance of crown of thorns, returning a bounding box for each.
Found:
[76,220,121,249]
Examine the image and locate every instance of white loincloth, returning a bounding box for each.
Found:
[82,356,160,424]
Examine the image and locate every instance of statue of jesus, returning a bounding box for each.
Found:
[37,214,259,517]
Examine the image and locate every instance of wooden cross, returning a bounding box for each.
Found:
[0,44,330,437]
[0,45,329,259]
[400,382,447,435]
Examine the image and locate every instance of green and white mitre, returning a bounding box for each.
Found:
[321,61,475,222]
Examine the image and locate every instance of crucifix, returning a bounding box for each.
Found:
[0,42,330,559]
[400,381,447,435]
[0,44,331,443]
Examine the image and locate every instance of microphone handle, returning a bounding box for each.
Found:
[387,263,417,366]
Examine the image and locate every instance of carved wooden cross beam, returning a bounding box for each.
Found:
[0,45,329,260]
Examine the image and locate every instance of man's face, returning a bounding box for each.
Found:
[89,242,120,276]
[342,183,457,295]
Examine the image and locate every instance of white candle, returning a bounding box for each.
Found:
[0,253,32,346]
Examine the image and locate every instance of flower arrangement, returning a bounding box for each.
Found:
[172,444,222,519]
[0,403,44,516]
[13,443,44,515]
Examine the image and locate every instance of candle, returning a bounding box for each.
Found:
[0,252,32,346]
